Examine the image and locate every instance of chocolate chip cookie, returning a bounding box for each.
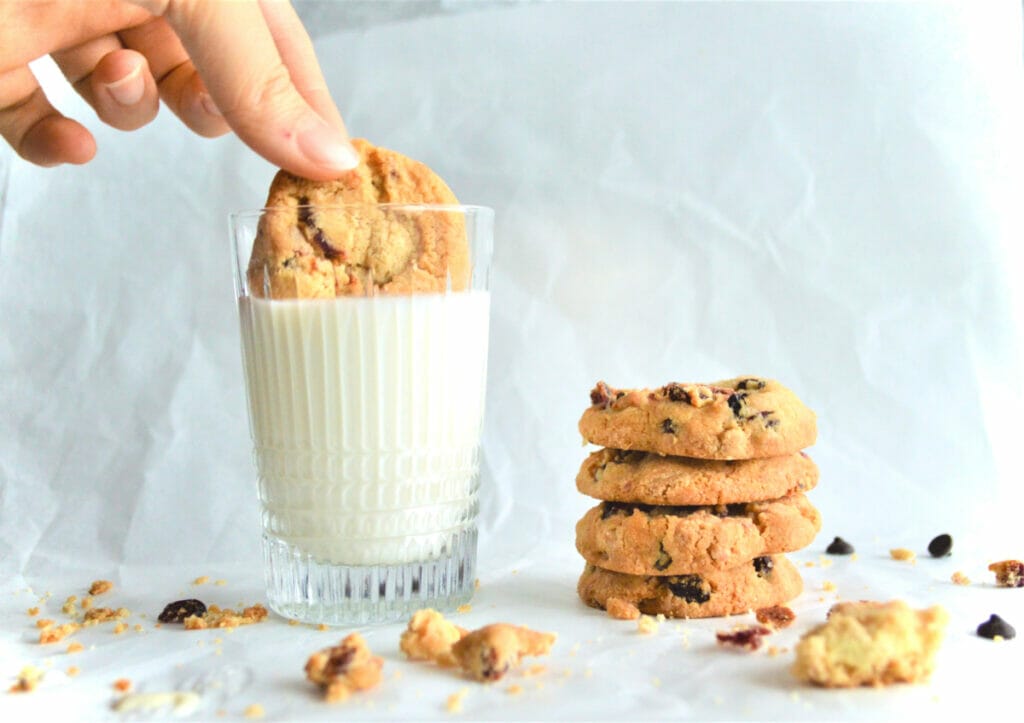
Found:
[579,378,816,460]
[575,493,820,575]
[247,138,469,299]
[577,449,818,505]
[577,555,802,619]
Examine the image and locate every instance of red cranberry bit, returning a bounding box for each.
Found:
[590,382,615,409]
[989,560,1024,588]
[755,605,796,629]
[716,625,772,651]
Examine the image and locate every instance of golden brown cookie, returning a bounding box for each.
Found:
[247,138,468,298]
[577,555,802,620]
[792,601,949,687]
[575,493,820,575]
[450,623,556,682]
[579,378,816,460]
[577,449,819,505]
[305,633,383,702]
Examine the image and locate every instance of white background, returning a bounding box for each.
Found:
[2,2,1023,720]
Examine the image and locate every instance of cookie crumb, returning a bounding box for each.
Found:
[215,580,227,586]
[804,561,815,568]
[446,688,468,713]
[523,664,547,677]
[112,678,132,693]
[822,581,837,592]
[66,641,84,654]
[400,609,466,667]
[193,576,210,586]
[27,607,39,616]
[451,624,556,682]
[605,597,640,620]
[317,624,329,632]
[183,604,268,630]
[716,625,771,651]
[456,604,472,614]
[756,605,796,629]
[890,548,916,563]
[506,684,523,695]
[36,618,54,629]
[305,633,383,703]
[83,607,130,626]
[66,666,80,677]
[61,596,78,616]
[88,580,113,596]
[114,622,128,635]
[474,579,481,590]
[637,614,659,634]
[243,703,265,718]
[9,666,44,693]
[81,596,94,611]
[288,619,300,626]
[951,571,970,586]
[988,560,1024,587]
[39,622,79,644]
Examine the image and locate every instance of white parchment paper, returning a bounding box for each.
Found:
[2,2,1023,719]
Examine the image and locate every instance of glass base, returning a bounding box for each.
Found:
[262,528,477,625]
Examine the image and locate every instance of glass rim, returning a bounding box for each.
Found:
[230,203,494,221]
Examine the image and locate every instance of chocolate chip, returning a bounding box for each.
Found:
[661,418,677,434]
[753,556,773,577]
[736,378,766,391]
[157,599,207,623]
[727,392,746,417]
[663,575,710,603]
[653,544,672,571]
[826,537,855,555]
[977,614,1016,640]
[927,534,953,558]
[663,384,690,403]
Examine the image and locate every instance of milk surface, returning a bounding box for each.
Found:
[238,292,490,565]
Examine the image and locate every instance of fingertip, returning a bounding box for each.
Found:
[91,50,160,131]
[292,116,359,179]
[179,73,230,138]
[19,116,96,166]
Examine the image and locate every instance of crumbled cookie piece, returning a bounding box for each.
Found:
[890,548,916,563]
[456,604,472,614]
[66,641,84,654]
[184,604,268,630]
[158,599,207,623]
[61,596,79,616]
[83,607,130,626]
[637,615,660,634]
[113,678,132,693]
[716,625,771,651]
[193,576,210,586]
[400,609,467,667]
[305,633,383,703]
[988,560,1024,588]
[927,535,952,558]
[977,614,1015,640]
[89,580,113,595]
[605,597,641,620]
[36,618,55,629]
[26,607,39,616]
[66,666,80,677]
[243,703,265,718]
[39,622,79,644]
[822,581,837,592]
[792,601,948,687]
[826,537,855,555]
[951,571,970,586]
[9,666,44,693]
[446,688,469,713]
[450,624,556,682]
[81,596,94,610]
[756,605,796,629]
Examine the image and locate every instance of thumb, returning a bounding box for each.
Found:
[136,0,357,179]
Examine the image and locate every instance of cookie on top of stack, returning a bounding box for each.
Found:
[574,377,820,619]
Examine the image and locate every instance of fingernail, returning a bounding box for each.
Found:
[297,118,359,172]
[199,92,222,117]
[104,63,145,106]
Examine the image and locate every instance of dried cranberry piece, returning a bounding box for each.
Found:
[661,418,677,434]
[977,614,1015,640]
[157,599,207,623]
[590,382,614,408]
[663,575,710,603]
[753,556,773,577]
[323,644,357,677]
[716,625,771,650]
[826,537,855,555]
[927,534,953,558]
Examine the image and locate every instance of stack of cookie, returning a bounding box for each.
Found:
[574,377,820,619]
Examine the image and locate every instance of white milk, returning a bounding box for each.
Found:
[238,292,490,565]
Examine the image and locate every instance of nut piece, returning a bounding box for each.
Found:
[399,609,468,667]
[792,600,948,687]
[305,633,383,703]
[450,624,556,682]
[988,560,1024,588]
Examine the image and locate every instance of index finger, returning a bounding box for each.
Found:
[130,0,356,179]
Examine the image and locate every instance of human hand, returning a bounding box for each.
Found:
[0,0,357,179]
